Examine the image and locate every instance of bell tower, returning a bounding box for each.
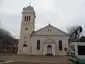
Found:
[18,5,36,54]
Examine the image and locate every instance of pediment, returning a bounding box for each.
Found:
[32,24,68,36]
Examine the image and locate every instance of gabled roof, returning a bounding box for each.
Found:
[32,24,68,36]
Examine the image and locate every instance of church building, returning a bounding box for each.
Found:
[17,5,69,56]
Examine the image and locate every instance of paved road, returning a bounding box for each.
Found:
[6,62,71,64]
[0,54,71,64]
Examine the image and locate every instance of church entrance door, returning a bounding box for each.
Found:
[23,47,28,54]
[22,44,28,54]
[47,45,52,54]
[43,39,56,56]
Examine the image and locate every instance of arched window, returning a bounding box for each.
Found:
[23,44,27,47]
[29,16,31,21]
[48,29,51,32]
[59,40,62,50]
[24,16,26,21]
[24,16,31,22]
[27,16,28,21]
[37,40,40,50]
[47,45,52,48]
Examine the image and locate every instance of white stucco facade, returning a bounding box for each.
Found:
[17,5,69,56]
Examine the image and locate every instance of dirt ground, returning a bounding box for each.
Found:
[0,54,71,64]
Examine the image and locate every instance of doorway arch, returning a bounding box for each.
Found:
[22,44,28,54]
[47,45,52,54]
[43,39,56,56]
[45,45,53,56]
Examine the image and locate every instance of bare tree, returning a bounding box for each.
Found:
[67,26,82,42]
[0,27,14,50]
[67,26,78,36]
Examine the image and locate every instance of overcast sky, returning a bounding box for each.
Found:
[0,0,85,38]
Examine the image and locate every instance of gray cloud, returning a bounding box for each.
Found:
[0,0,85,38]
[0,0,2,5]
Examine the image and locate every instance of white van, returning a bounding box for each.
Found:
[69,42,85,64]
